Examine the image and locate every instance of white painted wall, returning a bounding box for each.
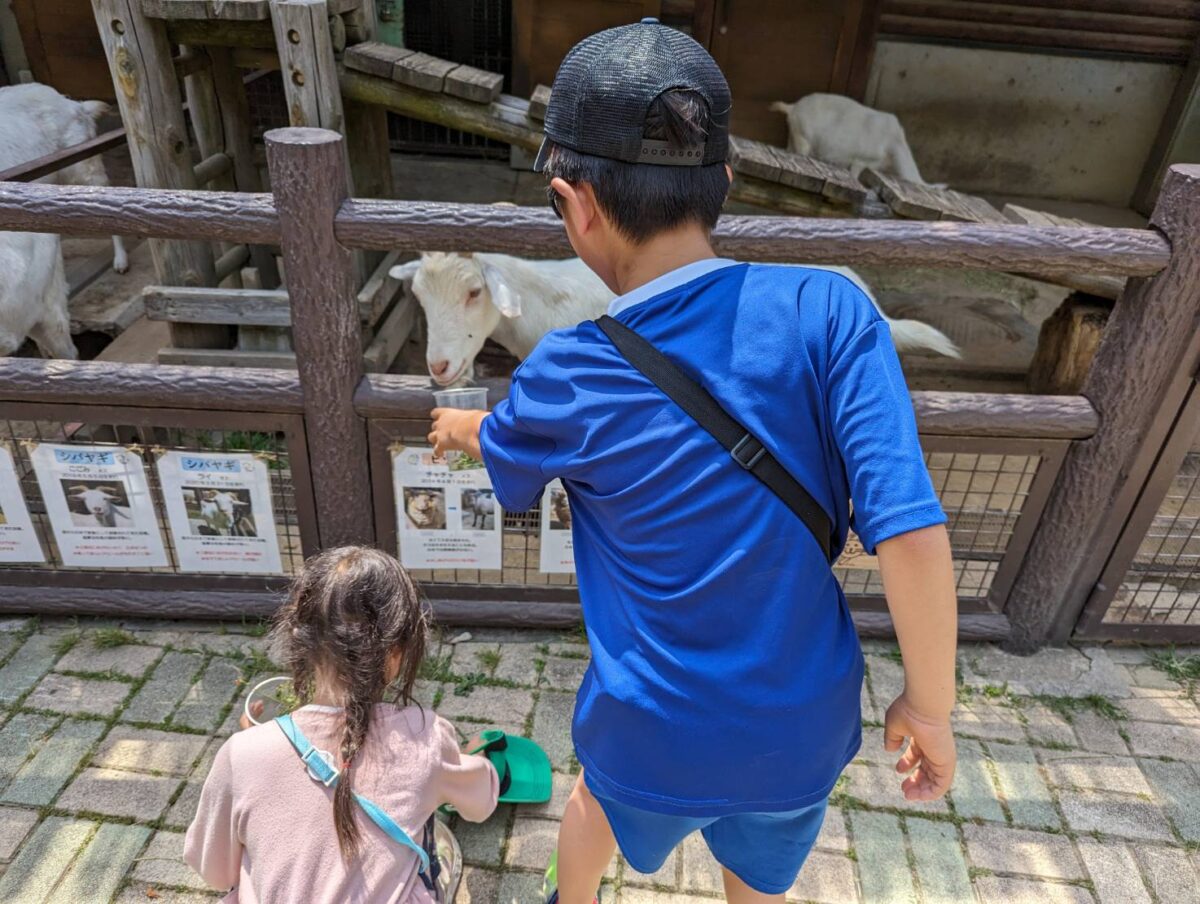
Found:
[865,41,1181,206]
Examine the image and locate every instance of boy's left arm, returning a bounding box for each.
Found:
[429,408,488,461]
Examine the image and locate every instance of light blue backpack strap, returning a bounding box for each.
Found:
[274,715,431,873]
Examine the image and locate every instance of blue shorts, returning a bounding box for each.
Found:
[592,790,828,895]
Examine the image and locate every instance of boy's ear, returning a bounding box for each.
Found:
[482,263,520,317]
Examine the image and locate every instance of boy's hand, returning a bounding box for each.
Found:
[884,694,956,801]
[239,699,264,730]
[429,408,488,461]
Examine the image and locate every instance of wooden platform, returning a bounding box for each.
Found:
[344,42,503,104]
[140,0,361,21]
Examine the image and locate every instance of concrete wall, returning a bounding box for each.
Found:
[865,41,1181,206]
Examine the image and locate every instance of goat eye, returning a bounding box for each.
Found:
[467,288,482,302]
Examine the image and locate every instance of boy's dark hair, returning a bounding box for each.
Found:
[271,546,427,861]
[542,89,730,244]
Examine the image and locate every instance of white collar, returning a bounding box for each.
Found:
[607,258,740,317]
[298,703,342,713]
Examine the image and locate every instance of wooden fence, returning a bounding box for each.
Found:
[0,126,1197,651]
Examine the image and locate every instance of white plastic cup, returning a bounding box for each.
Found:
[433,387,489,411]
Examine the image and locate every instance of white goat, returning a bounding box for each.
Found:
[462,489,495,529]
[198,490,249,536]
[68,485,130,527]
[0,84,128,272]
[392,253,957,384]
[770,93,931,185]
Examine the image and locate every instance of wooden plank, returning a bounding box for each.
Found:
[144,286,291,326]
[391,51,457,93]
[95,316,172,364]
[270,0,346,133]
[444,64,504,104]
[728,136,783,183]
[357,250,405,325]
[343,41,414,78]
[166,18,277,47]
[860,168,943,220]
[362,293,416,373]
[143,0,271,19]
[1003,203,1094,229]
[1027,294,1111,395]
[528,84,552,121]
[158,346,298,367]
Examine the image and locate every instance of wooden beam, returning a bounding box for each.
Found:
[443,64,504,104]
[362,293,415,373]
[1135,37,1200,214]
[0,129,128,183]
[145,287,291,326]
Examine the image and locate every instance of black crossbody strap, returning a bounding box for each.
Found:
[596,315,833,562]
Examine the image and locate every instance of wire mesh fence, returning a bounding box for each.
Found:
[0,418,304,577]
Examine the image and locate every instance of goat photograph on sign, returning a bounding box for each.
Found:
[0,445,44,564]
[539,481,574,575]
[392,447,501,570]
[156,452,283,575]
[30,445,166,569]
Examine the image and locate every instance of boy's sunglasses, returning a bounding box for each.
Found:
[546,184,563,220]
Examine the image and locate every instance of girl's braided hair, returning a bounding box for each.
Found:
[271,546,427,860]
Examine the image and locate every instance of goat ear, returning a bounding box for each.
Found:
[388,260,421,282]
[482,263,520,318]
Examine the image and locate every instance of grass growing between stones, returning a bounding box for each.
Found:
[1148,647,1200,691]
[51,632,81,657]
[1027,694,1125,722]
[92,628,137,649]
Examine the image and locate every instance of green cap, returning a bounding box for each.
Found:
[470,730,553,804]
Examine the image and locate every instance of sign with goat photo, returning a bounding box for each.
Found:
[0,445,45,563]
[156,451,283,575]
[30,444,167,569]
[392,446,501,570]
[539,480,574,574]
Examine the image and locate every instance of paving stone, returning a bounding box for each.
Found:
[505,815,559,870]
[1023,704,1077,748]
[541,656,590,691]
[0,618,32,633]
[0,712,56,788]
[786,850,856,904]
[955,701,1027,742]
[455,804,510,866]
[990,742,1060,830]
[0,806,38,861]
[951,738,1005,823]
[171,658,242,731]
[1125,664,1180,691]
[92,725,209,776]
[530,690,576,772]
[1121,692,1200,724]
[0,633,18,663]
[1138,845,1200,904]
[165,780,203,828]
[54,641,160,678]
[850,811,916,904]
[412,678,439,710]
[909,818,972,904]
[131,829,209,891]
[963,824,1083,880]
[457,865,501,904]
[1058,788,1174,842]
[1071,710,1130,754]
[451,642,500,676]
[815,806,848,852]
[1040,751,1154,796]
[1139,758,1200,842]
[842,761,949,814]
[1124,720,1200,761]
[1076,839,1151,904]
[436,685,535,728]
[1097,645,1149,665]
[116,883,216,903]
[525,770,575,819]
[964,644,1129,697]
[1,717,106,806]
[54,821,151,903]
[57,766,178,820]
[866,655,905,713]
[491,643,544,686]
[973,876,1094,904]
[680,831,724,894]
[618,888,710,904]
[0,634,62,705]
[24,672,129,716]
[121,651,204,724]
[860,678,879,724]
[496,870,550,904]
[174,632,266,657]
[0,815,94,903]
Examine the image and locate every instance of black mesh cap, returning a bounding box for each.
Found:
[533,18,731,171]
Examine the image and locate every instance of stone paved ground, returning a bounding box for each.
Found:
[0,618,1196,903]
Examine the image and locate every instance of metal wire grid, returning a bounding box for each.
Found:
[1106,450,1200,626]
[389,0,512,158]
[834,451,1039,601]
[0,420,303,576]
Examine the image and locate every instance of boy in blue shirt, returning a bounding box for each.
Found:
[430,19,958,904]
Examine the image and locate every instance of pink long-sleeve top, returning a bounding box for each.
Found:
[184,703,499,904]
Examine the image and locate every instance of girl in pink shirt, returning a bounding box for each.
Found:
[185,546,499,903]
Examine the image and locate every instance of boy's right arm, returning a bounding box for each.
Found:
[875,524,957,800]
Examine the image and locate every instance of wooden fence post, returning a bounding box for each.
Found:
[1004,165,1200,652]
[265,127,374,548]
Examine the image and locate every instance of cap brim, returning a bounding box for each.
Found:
[532,136,551,173]
[498,735,553,803]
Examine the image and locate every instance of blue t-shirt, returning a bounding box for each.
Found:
[479,260,946,816]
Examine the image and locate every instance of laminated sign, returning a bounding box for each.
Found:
[392,446,501,570]
[157,451,284,574]
[539,479,574,574]
[31,444,167,568]
[0,445,44,563]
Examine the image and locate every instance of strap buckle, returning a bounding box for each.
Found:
[731,435,766,470]
[301,746,339,786]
